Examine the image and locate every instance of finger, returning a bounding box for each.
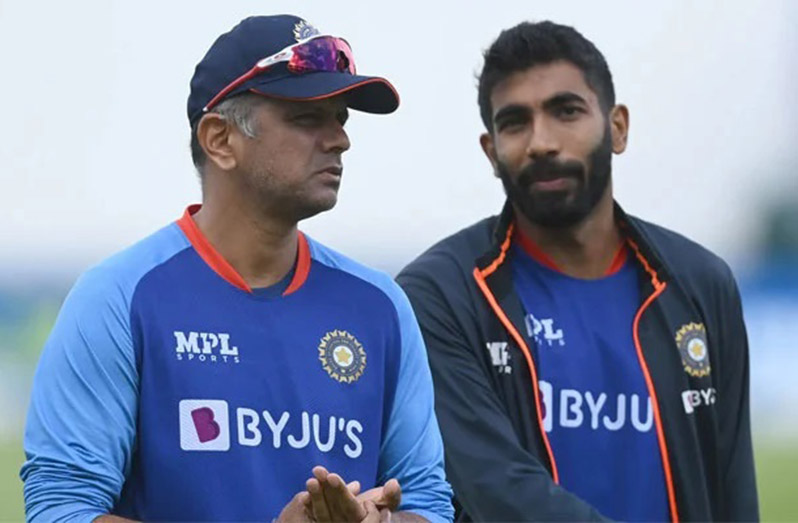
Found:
[325,472,366,522]
[321,473,346,521]
[307,477,332,522]
[276,492,312,523]
[295,492,314,523]
[312,465,329,482]
[346,480,361,496]
[298,491,314,522]
[380,479,402,511]
[379,507,392,523]
[355,486,383,504]
[362,500,381,523]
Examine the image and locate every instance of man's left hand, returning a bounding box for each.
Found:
[306,466,368,522]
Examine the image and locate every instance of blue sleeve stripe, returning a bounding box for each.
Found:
[22,223,190,522]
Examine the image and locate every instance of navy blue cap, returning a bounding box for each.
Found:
[187,15,400,124]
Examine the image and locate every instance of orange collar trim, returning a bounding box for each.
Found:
[176,204,311,296]
[513,225,629,277]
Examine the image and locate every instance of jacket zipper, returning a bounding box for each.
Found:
[473,223,560,483]
[627,237,679,523]
[473,227,681,522]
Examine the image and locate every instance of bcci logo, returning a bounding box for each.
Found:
[294,19,321,41]
[675,322,711,377]
[318,330,366,384]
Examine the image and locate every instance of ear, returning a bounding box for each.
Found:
[197,113,239,172]
[480,132,500,178]
[609,104,629,154]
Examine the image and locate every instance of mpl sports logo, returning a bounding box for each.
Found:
[178,399,364,458]
[525,314,565,347]
[174,331,240,364]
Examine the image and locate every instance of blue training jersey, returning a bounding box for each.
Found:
[21,205,453,523]
[510,233,668,522]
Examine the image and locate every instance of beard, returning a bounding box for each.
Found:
[497,125,613,228]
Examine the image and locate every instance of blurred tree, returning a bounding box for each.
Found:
[763,198,798,259]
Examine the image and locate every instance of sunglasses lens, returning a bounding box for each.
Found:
[288,37,356,75]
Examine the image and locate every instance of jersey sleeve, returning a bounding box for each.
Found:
[21,266,139,523]
[377,282,454,523]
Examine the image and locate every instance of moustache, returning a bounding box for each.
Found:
[516,158,585,188]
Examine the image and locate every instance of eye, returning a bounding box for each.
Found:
[497,116,527,133]
[555,105,583,120]
[293,113,323,126]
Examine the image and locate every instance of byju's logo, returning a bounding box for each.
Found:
[174,331,240,364]
[178,400,365,458]
[681,387,717,414]
[237,409,364,458]
[525,314,565,347]
[179,400,230,451]
[538,381,653,433]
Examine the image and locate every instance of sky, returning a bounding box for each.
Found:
[1,0,796,281]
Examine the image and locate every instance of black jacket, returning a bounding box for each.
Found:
[397,202,758,522]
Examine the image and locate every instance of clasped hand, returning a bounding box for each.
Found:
[277,466,402,522]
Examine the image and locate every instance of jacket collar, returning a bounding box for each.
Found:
[477,199,673,287]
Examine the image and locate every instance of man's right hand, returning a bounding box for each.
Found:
[355,478,402,513]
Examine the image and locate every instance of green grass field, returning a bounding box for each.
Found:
[0,443,23,522]
[0,440,795,521]
[756,440,798,522]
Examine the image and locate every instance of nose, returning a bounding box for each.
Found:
[323,120,350,154]
[525,118,560,160]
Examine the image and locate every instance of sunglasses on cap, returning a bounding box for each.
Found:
[202,35,357,114]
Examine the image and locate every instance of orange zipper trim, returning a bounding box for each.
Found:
[473,223,560,483]
[627,238,679,523]
[474,224,679,520]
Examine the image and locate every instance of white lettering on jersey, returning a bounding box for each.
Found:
[681,387,717,414]
[539,381,654,433]
[174,331,240,364]
[210,407,365,458]
[287,412,312,449]
[344,420,363,459]
[584,391,607,429]
[560,389,584,428]
[237,408,262,446]
[263,411,290,448]
[630,394,653,432]
[486,342,512,374]
[603,393,626,431]
[525,315,565,347]
[313,414,336,452]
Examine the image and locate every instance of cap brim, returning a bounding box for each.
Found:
[249,72,399,114]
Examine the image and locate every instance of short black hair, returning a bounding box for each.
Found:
[477,21,615,132]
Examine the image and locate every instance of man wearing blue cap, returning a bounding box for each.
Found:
[21,15,452,523]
